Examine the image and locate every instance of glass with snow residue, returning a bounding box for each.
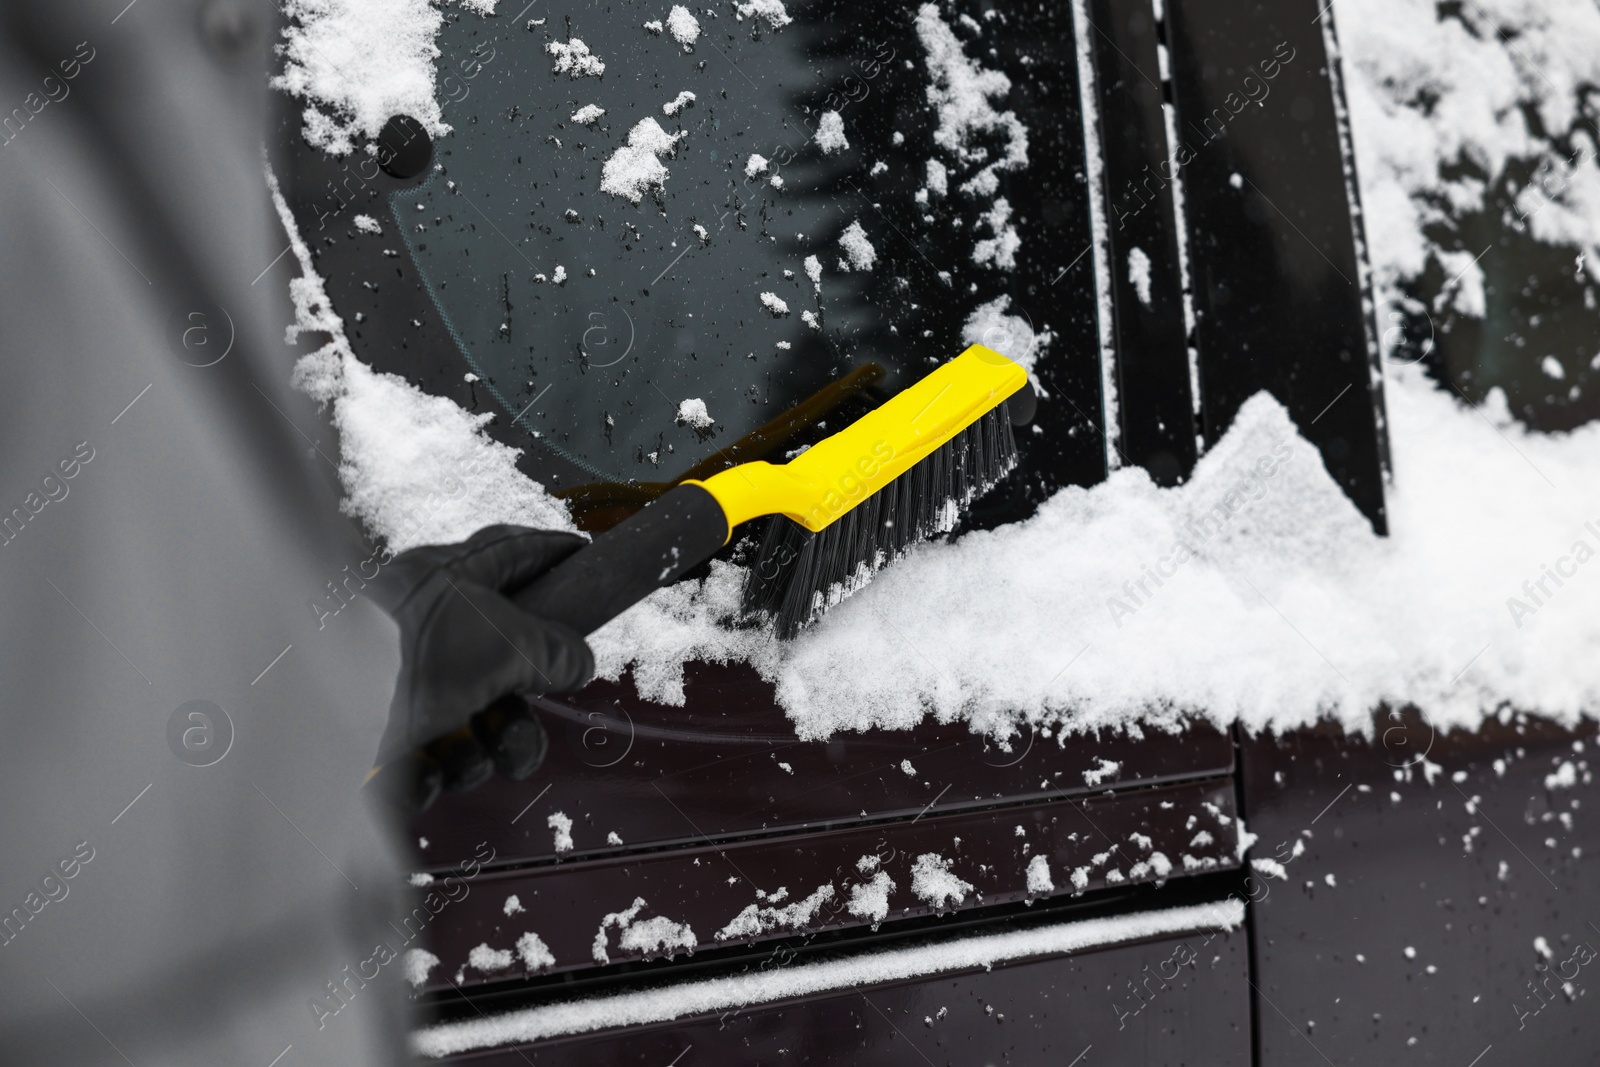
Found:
[1345,2,1600,433]
[372,0,1102,522]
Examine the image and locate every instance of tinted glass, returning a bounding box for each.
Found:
[388,2,1102,513]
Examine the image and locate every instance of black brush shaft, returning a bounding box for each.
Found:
[413,486,724,802]
[745,405,1019,638]
[514,484,729,636]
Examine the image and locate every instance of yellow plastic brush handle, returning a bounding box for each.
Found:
[506,344,1026,637]
[687,344,1026,536]
[368,344,1031,799]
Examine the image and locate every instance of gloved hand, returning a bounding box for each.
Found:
[373,525,594,813]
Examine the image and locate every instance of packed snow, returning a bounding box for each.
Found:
[414,900,1245,1054]
[272,0,466,154]
[735,0,792,29]
[1333,0,1600,307]
[759,292,790,316]
[836,220,876,271]
[600,118,686,202]
[619,914,697,958]
[1251,858,1289,880]
[909,853,973,909]
[1128,246,1153,306]
[591,898,697,964]
[847,871,895,925]
[662,90,696,116]
[403,947,440,988]
[1026,855,1054,894]
[1083,758,1120,786]
[961,294,1051,378]
[586,370,1600,742]
[266,170,573,554]
[665,5,700,50]
[972,197,1020,270]
[676,398,713,430]
[545,38,605,79]
[547,811,574,853]
[715,884,835,940]
[914,3,1027,198]
[814,111,848,155]
[468,943,514,972]
[570,104,605,125]
[516,931,556,971]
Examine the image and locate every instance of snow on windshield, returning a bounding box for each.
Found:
[271,0,1600,742]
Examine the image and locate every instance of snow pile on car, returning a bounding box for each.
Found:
[836,221,876,271]
[265,168,573,552]
[1333,0,1600,318]
[546,37,606,79]
[915,3,1028,199]
[813,111,848,154]
[600,118,687,202]
[414,901,1244,1054]
[961,294,1050,380]
[735,1,793,30]
[589,368,1600,740]
[665,5,700,50]
[273,0,502,155]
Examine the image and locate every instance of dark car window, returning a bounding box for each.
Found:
[387,4,1102,519]
[1391,157,1600,431]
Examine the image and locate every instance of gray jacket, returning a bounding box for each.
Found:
[0,1,414,1062]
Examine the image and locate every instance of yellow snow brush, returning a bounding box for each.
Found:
[513,344,1029,637]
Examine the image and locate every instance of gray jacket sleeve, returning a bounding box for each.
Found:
[0,1,417,1062]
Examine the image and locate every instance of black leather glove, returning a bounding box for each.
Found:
[373,525,594,812]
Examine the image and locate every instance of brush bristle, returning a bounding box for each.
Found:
[742,403,1018,638]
